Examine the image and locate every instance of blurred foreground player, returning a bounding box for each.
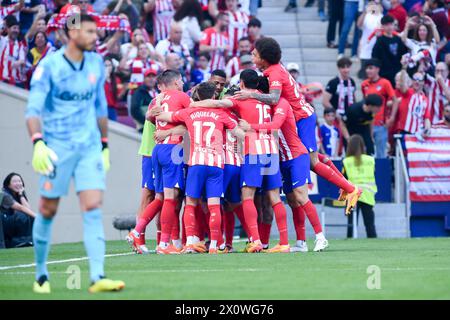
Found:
[25,14,124,293]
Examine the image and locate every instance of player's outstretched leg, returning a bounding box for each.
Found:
[81,191,125,293]
[127,194,163,254]
[32,202,56,294]
[311,152,361,214]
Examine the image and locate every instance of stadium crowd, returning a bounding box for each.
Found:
[0,0,448,157]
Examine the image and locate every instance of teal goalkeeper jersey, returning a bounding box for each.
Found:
[25,47,107,148]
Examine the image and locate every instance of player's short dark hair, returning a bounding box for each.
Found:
[381,14,395,25]
[157,69,181,86]
[248,17,262,28]
[195,82,216,100]
[4,15,19,28]
[256,76,269,93]
[324,107,336,116]
[364,94,383,107]
[239,36,250,43]
[337,57,352,68]
[240,69,259,89]
[225,85,240,96]
[365,58,381,69]
[211,69,226,79]
[197,51,211,61]
[255,37,281,65]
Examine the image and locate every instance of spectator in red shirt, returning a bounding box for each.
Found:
[361,59,399,158]
[104,57,125,121]
[424,0,449,40]
[388,0,407,31]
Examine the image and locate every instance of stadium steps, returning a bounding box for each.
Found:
[261,0,363,119]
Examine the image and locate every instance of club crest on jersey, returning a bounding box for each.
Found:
[88,73,97,84]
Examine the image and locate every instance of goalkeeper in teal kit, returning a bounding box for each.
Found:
[25,14,124,294]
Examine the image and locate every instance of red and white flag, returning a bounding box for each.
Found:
[405,128,450,201]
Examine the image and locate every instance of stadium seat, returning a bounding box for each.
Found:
[320,197,358,239]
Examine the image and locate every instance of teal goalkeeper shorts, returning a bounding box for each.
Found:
[39,140,106,198]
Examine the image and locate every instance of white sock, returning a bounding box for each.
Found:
[186,236,194,246]
[262,243,269,249]
[193,235,200,243]
[172,239,182,249]
[316,232,325,240]
[210,240,217,249]
[159,241,169,248]
[296,240,306,247]
[219,243,226,250]
[132,230,139,237]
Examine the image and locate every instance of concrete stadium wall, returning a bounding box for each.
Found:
[0,83,157,244]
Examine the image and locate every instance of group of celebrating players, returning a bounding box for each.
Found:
[126,36,363,255]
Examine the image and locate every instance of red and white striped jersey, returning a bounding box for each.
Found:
[226,9,249,57]
[172,107,237,168]
[250,98,307,161]
[223,110,242,166]
[153,0,175,43]
[96,41,109,57]
[0,5,16,29]
[398,90,429,134]
[128,58,162,91]
[228,97,279,156]
[225,56,240,79]
[200,27,229,71]
[0,36,27,84]
[425,75,449,124]
[263,63,315,122]
[149,89,191,144]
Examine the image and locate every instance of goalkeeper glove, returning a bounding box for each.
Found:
[102,139,110,172]
[32,139,58,176]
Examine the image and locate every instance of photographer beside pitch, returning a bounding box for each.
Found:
[25,14,124,294]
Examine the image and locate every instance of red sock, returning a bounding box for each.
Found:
[160,199,176,244]
[318,153,345,179]
[195,206,205,241]
[242,199,260,242]
[183,204,197,238]
[224,211,235,247]
[313,162,355,193]
[234,204,250,240]
[292,205,306,241]
[302,200,322,234]
[259,222,272,245]
[171,207,180,241]
[272,202,289,245]
[135,198,163,234]
[204,209,211,240]
[156,231,161,245]
[208,205,222,243]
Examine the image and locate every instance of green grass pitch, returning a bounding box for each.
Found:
[1,238,450,300]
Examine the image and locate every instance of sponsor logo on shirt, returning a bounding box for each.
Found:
[271,81,281,87]
[58,90,94,101]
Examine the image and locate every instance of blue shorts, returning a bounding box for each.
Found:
[240,154,282,191]
[296,113,318,153]
[186,165,223,199]
[223,164,241,203]
[280,154,311,194]
[152,144,185,193]
[39,141,105,198]
[141,156,155,190]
